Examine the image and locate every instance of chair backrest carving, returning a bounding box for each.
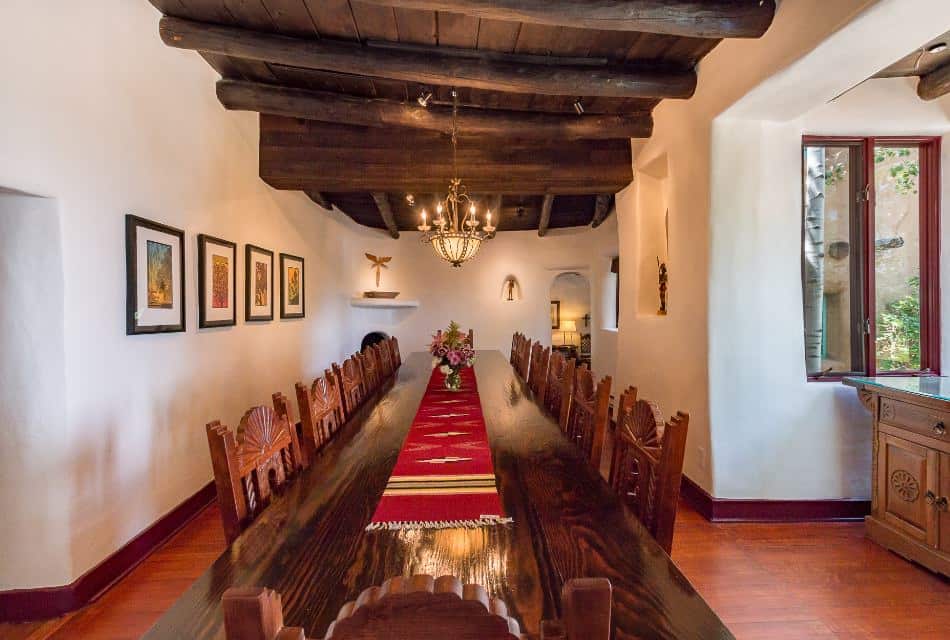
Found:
[527,342,550,399]
[565,366,612,467]
[389,336,402,368]
[510,333,519,365]
[544,351,575,427]
[272,392,309,470]
[221,575,612,640]
[333,355,365,419]
[206,405,302,543]
[295,371,344,463]
[375,341,394,379]
[609,388,689,555]
[359,346,381,393]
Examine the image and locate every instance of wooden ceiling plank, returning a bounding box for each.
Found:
[475,18,521,53]
[160,0,236,24]
[371,192,401,238]
[590,193,614,227]
[437,11,480,48]
[303,0,361,39]
[259,0,320,37]
[222,0,276,31]
[537,194,555,237]
[918,61,950,101]
[393,7,438,45]
[350,1,400,40]
[354,0,776,38]
[159,16,697,99]
[217,80,653,139]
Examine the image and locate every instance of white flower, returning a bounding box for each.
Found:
[431,357,441,369]
[439,365,452,375]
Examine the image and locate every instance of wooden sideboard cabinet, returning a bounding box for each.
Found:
[845,377,950,576]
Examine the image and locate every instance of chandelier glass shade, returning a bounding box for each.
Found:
[415,91,496,267]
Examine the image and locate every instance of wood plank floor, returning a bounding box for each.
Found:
[3,499,947,640]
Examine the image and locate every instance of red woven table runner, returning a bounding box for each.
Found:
[367,366,510,530]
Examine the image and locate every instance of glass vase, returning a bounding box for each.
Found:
[444,368,463,391]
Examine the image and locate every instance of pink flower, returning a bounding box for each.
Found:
[447,350,462,366]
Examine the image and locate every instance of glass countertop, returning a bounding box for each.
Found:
[843,376,950,402]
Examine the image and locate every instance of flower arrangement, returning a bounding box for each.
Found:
[429,321,475,390]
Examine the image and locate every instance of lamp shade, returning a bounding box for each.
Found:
[561,320,577,332]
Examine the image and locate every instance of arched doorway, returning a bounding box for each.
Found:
[549,272,592,368]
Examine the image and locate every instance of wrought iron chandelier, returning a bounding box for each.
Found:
[414,90,496,267]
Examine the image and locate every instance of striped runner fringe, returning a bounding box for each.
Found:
[367,365,510,531]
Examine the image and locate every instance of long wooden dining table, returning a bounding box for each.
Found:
[144,351,732,639]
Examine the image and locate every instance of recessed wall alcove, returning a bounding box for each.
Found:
[635,153,670,317]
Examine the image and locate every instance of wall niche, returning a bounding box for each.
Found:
[635,153,670,316]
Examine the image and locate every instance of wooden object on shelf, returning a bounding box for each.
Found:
[845,377,950,576]
[363,291,399,299]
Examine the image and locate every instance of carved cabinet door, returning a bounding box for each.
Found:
[878,432,938,546]
[939,453,950,555]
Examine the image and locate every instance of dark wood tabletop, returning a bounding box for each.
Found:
[144,351,732,640]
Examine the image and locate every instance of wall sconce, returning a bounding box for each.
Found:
[501,276,521,301]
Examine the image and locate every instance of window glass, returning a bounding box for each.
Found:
[874,146,920,371]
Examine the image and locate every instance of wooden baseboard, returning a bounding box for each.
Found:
[681,475,871,522]
[0,481,215,623]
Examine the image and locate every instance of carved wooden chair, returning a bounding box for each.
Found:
[544,351,575,427]
[271,392,309,470]
[565,366,612,468]
[358,347,381,393]
[333,355,365,420]
[515,336,531,379]
[206,406,303,543]
[294,371,344,464]
[609,388,689,555]
[466,328,475,347]
[221,574,612,640]
[375,340,395,379]
[527,342,550,399]
[510,333,520,366]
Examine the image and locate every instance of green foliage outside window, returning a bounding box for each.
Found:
[874,147,919,195]
[876,276,920,371]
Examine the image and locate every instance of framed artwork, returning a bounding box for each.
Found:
[550,300,561,330]
[280,253,305,319]
[245,244,274,322]
[198,234,237,328]
[126,214,185,335]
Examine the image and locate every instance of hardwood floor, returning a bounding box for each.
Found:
[3,499,947,640]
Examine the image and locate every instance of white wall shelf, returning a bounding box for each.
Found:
[350,297,420,309]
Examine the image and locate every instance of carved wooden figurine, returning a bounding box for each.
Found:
[657,258,668,316]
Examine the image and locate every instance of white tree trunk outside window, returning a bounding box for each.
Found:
[803,147,826,375]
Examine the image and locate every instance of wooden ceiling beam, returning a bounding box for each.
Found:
[537,195,555,237]
[160,16,696,99]
[371,193,401,239]
[260,115,633,194]
[305,190,331,210]
[217,80,653,140]
[918,60,950,101]
[358,0,776,39]
[590,194,614,228]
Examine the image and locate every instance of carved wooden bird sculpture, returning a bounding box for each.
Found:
[366,253,392,288]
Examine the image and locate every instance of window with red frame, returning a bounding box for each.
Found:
[801,136,940,380]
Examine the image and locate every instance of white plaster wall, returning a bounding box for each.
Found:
[614,0,948,495]
[0,0,357,587]
[0,192,70,589]
[342,217,619,382]
[709,80,950,499]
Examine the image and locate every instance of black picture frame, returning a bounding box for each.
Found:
[245,244,274,322]
[126,214,186,335]
[550,300,561,330]
[279,253,305,319]
[197,234,237,328]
